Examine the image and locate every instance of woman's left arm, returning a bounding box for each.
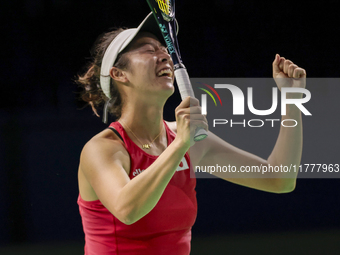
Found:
[190,54,306,193]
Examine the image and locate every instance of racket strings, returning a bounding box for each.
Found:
[157,0,171,16]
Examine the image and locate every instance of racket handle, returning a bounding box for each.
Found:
[174,68,195,99]
[174,68,208,142]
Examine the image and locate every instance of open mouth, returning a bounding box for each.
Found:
[157,68,173,78]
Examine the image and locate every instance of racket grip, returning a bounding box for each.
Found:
[174,68,195,99]
[174,68,208,142]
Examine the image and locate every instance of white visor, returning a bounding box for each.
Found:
[100,12,164,99]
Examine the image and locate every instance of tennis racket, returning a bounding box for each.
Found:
[146,0,208,142]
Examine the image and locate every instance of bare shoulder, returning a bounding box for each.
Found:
[78,128,131,201]
[165,120,177,134]
[81,128,130,171]
[83,129,125,153]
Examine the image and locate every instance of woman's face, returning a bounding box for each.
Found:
[121,32,175,97]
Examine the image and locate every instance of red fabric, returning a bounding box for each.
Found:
[78,121,197,255]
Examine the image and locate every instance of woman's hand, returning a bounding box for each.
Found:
[273,54,307,92]
[174,96,208,148]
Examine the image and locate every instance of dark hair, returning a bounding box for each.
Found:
[76,28,130,119]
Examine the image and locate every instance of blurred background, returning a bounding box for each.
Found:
[1,0,340,254]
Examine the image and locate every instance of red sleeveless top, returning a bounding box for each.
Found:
[77,121,197,255]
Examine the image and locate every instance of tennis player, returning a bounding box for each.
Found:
[76,13,306,255]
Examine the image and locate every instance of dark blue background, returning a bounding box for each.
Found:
[1,0,339,247]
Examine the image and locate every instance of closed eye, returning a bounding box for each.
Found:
[142,44,156,53]
[140,43,168,54]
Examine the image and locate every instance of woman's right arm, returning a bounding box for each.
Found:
[80,135,187,225]
[80,97,207,225]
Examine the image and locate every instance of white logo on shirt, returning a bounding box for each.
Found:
[132,168,145,177]
[176,157,189,171]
